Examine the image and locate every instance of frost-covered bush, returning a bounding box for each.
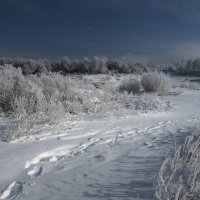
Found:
[0,66,22,112]
[0,67,171,141]
[33,73,69,102]
[11,96,28,119]
[134,94,170,111]
[44,101,65,124]
[119,79,141,94]
[0,66,46,118]
[141,72,171,93]
[156,130,200,200]
[0,66,108,115]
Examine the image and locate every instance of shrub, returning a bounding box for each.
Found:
[0,66,171,141]
[119,79,141,94]
[134,93,170,111]
[0,66,26,113]
[141,72,171,93]
[0,66,47,117]
[156,130,200,200]
[0,56,145,75]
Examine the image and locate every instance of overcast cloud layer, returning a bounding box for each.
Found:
[0,0,200,62]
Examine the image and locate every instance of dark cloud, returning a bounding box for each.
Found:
[0,0,199,62]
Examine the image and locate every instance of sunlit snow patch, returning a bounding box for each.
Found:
[25,145,72,169]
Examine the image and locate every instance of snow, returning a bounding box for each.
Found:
[0,76,200,199]
[0,181,22,200]
[27,166,43,177]
[25,145,73,169]
[0,182,16,200]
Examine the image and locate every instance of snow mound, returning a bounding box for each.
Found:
[27,166,43,177]
[0,181,22,200]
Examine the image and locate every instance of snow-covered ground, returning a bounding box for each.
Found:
[0,76,200,200]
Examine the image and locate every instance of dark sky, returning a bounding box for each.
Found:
[0,0,200,61]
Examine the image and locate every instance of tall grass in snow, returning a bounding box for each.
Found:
[156,130,200,200]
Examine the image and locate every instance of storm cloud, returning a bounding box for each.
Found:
[0,0,199,62]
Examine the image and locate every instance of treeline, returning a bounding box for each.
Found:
[0,56,146,75]
[157,58,200,76]
[2,56,200,76]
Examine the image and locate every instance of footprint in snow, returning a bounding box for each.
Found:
[143,141,155,148]
[27,166,43,177]
[94,154,105,161]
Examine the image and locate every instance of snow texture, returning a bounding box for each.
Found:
[0,76,200,200]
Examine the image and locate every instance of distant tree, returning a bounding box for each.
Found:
[192,58,200,72]
[91,56,108,74]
